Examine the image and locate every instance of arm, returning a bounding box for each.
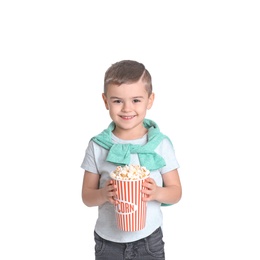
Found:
[142,169,182,205]
[81,171,117,207]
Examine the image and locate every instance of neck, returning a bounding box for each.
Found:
[112,126,148,140]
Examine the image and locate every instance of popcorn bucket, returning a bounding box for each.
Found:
[112,177,148,232]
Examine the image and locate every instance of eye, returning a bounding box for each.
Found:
[113,99,122,104]
[133,99,141,103]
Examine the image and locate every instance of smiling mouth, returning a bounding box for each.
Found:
[120,116,135,120]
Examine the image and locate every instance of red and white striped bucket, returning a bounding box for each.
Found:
[112,177,148,232]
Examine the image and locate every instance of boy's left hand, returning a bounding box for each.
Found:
[142,177,158,202]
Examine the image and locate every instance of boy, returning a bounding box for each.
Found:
[81,60,182,259]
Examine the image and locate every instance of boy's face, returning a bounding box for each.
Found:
[102,79,154,138]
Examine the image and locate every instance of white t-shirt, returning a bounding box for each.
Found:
[81,133,179,243]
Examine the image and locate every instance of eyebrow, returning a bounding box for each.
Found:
[110,96,144,99]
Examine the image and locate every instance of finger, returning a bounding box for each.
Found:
[143,182,154,190]
[146,177,154,183]
[142,188,151,195]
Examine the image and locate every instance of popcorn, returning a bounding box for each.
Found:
[110,165,150,180]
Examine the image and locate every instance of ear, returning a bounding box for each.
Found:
[102,93,109,110]
[147,92,155,110]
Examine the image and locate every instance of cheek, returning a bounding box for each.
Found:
[144,102,151,110]
[107,103,118,112]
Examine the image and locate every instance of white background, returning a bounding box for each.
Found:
[1,1,259,259]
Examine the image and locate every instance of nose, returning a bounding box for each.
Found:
[122,101,132,112]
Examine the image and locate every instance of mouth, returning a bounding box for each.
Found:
[119,115,136,120]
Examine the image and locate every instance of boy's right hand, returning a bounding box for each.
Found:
[102,180,117,205]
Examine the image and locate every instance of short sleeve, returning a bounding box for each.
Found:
[81,141,99,174]
[155,137,180,174]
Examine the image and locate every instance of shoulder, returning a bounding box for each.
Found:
[155,135,176,157]
[159,135,174,148]
[84,140,104,157]
[87,139,108,153]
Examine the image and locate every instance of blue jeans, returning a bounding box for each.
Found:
[94,227,165,260]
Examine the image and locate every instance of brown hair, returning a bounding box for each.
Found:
[104,60,152,96]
